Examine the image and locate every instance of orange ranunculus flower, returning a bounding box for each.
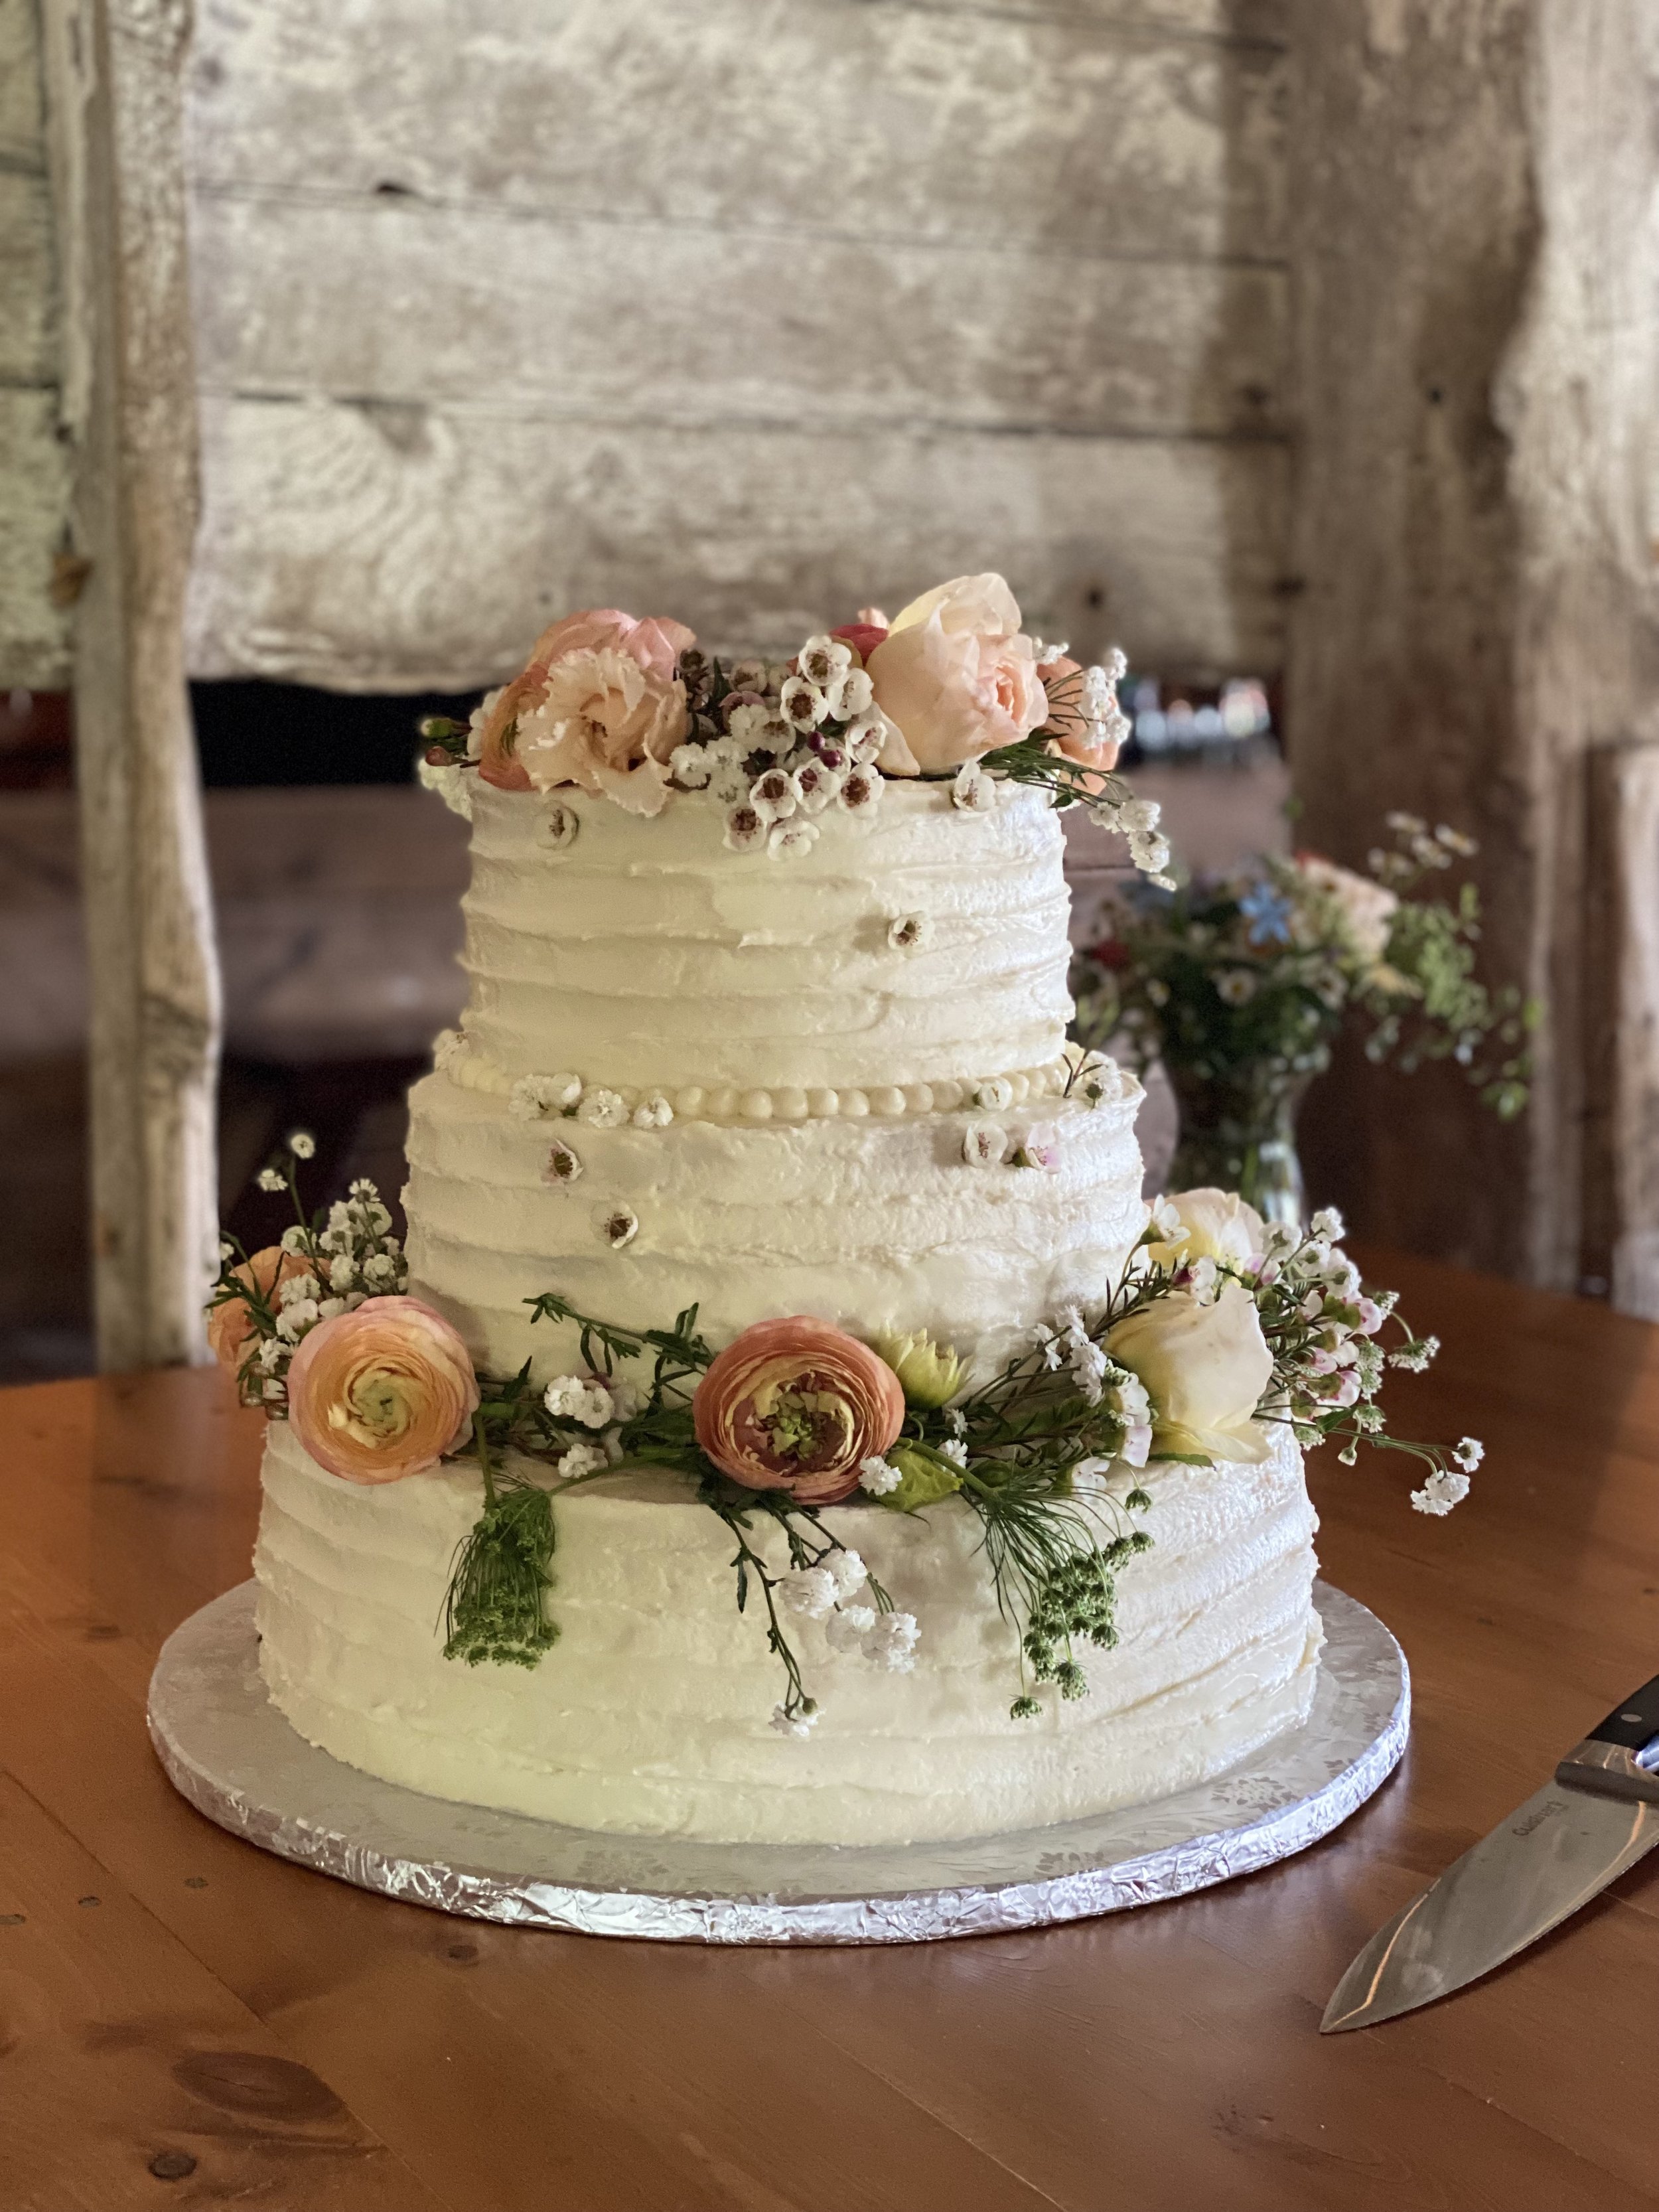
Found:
[693,1317,906,1505]
[476,608,697,810]
[207,1245,312,1374]
[286,1295,480,1485]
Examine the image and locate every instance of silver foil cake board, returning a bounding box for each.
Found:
[147,1581,1407,1946]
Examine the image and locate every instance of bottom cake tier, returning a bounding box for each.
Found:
[253,1421,1324,1849]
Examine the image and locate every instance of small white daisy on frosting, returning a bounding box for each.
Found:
[791,760,842,814]
[888,913,931,952]
[840,765,883,818]
[543,1138,583,1185]
[769,819,820,860]
[952,760,996,812]
[749,767,798,823]
[796,634,853,689]
[824,664,873,721]
[963,1122,1009,1167]
[510,1071,584,1121]
[779,673,828,729]
[724,801,769,853]
[973,1076,1014,1110]
[594,1205,640,1249]
[576,1088,629,1129]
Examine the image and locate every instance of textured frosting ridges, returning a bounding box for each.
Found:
[255,1421,1323,1847]
[403,1072,1146,1382]
[457,778,1072,1094]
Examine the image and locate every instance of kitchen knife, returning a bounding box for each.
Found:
[1321,1669,1659,2032]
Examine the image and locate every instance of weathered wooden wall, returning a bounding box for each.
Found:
[0,0,72,688]
[179,0,1294,688]
[1287,0,1659,1292]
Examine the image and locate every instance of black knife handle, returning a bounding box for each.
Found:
[1587,1671,1659,1751]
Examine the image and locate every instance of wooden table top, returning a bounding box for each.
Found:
[3,1251,1656,2212]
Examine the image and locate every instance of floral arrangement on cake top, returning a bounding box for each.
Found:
[212,1144,1479,1732]
[417,574,1173,883]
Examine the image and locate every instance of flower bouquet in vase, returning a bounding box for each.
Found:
[1072,815,1534,1227]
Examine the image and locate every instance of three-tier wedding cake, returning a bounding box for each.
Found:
[228,577,1328,1848]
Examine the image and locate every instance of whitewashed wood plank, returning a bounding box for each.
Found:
[43,0,219,1370]
[0,0,46,161]
[186,0,1287,262]
[190,195,1285,440]
[0,386,70,690]
[0,171,56,385]
[186,395,1285,690]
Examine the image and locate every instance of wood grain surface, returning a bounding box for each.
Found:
[1,1252,1656,2211]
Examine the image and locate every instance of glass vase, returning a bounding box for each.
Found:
[1165,1067,1309,1230]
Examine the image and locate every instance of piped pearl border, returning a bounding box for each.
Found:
[435,1033,1116,1124]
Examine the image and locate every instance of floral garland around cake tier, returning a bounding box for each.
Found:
[211,1140,1480,1732]
[414,573,1175,885]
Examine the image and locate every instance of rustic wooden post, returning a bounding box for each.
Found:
[41,0,220,1368]
[1285,0,1659,1293]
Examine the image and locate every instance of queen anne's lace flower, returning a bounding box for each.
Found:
[576,1088,629,1129]
[543,1375,615,1428]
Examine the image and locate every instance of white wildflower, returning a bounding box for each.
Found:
[840,764,883,817]
[1311,1206,1347,1243]
[632,1092,674,1130]
[275,1299,319,1341]
[944,1407,967,1438]
[974,1076,1014,1111]
[825,1604,877,1653]
[790,760,843,814]
[797,634,853,690]
[841,711,890,766]
[595,1206,640,1248]
[316,1297,345,1321]
[938,1438,968,1469]
[768,819,820,860]
[278,1271,320,1308]
[770,1704,820,1738]
[1118,796,1161,836]
[362,1251,397,1287]
[543,1375,616,1428]
[556,1440,611,1480]
[778,1566,839,1621]
[963,1122,1009,1167]
[710,762,753,808]
[543,1138,583,1185]
[1067,1335,1109,1404]
[724,801,770,853]
[1452,1436,1484,1471]
[278,1224,309,1255]
[952,760,996,812]
[287,1130,316,1160]
[255,1167,287,1194]
[859,1455,902,1497]
[863,1612,921,1672]
[575,1088,629,1129]
[669,743,715,788]
[888,913,931,952]
[1217,971,1256,1006]
[328,1253,357,1291]
[828,1550,868,1600]
[824,664,873,721]
[1411,1467,1471,1516]
[780,673,828,729]
[749,767,797,823]
[510,1071,584,1121]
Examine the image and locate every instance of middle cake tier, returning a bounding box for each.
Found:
[404,1074,1147,1383]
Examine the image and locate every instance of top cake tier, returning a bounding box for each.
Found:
[452,778,1074,1098]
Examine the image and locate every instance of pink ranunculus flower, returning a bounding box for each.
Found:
[866,574,1048,775]
[287,1295,480,1485]
[207,1245,311,1374]
[831,621,890,665]
[476,609,696,812]
[693,1317,906,1505]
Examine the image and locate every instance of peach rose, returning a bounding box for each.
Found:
[866,574,1048,774]
[477,609,696,812]
[1038,653,1122,794]
[287,1294,480,1485]
[693,1317,906,1505]
[207,1245,311,1374]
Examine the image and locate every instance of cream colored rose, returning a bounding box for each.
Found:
[1144,1187,1267,1272]
[1105,1284,1273,1465]
[1295,855,1398,967]
[867,573,1048,773]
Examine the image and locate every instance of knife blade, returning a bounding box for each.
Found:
[1322,1668,1659,2032]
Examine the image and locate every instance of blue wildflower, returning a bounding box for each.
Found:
[1238,879,1295,946]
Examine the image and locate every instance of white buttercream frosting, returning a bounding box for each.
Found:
[256,1420,1323,1846]
[249,768,1325,1847]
